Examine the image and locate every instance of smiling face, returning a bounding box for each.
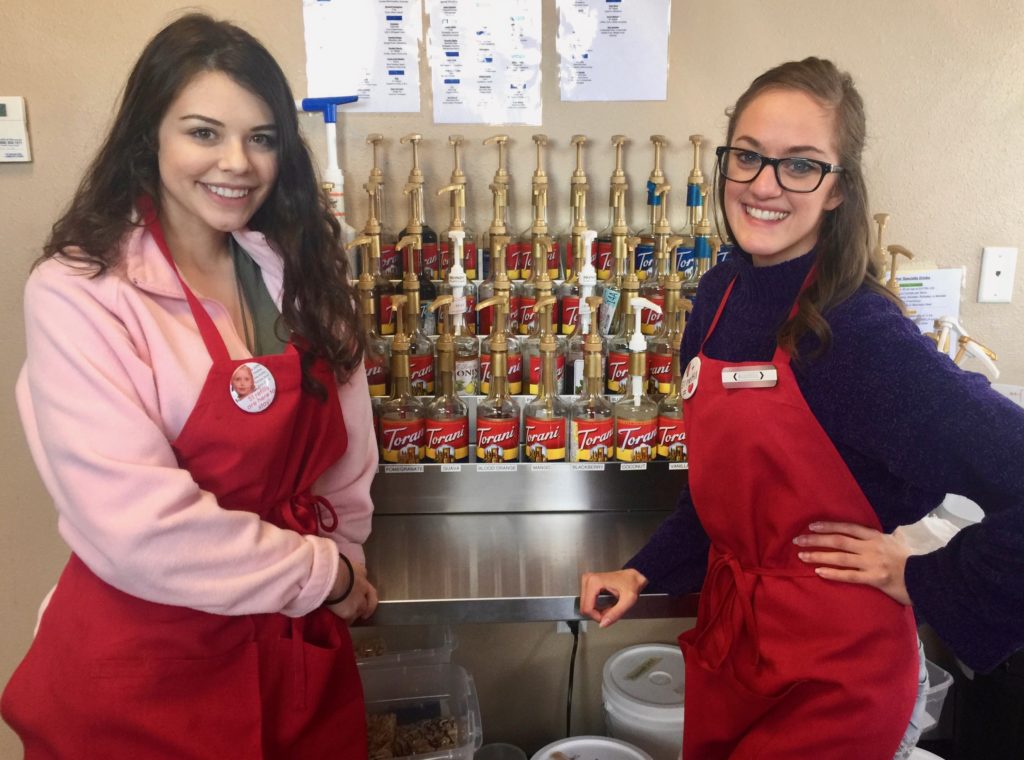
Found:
[723,88,844,267]
[156,70,278,248]
[231,365,255,397]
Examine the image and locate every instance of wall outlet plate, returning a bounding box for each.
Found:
[978,246,1017,303]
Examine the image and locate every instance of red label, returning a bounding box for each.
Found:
[479,352,523,395]
[421,242,440,279]
[607,351,630,393]
[426,417,470,462]
[648,352,672,394]
[657,415,687,461]
[546,240,562,278]
[527,353,565,394]
[476,416,520,462]
[596,241,613,280]
[560,295,580,335]
[505,241,525,279]
[641,294,666,335]
[365,356,388,397]
[570,418,614,462]
[518,295,538,335]
[380,243,401,279]
[525,416,567,462]
[379,294,396,336]
[408,354,435,395]
[506,294,522,334]
[380,417,425,463]
[615,417,658,462]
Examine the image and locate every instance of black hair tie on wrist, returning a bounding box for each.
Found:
[324,552,355,606]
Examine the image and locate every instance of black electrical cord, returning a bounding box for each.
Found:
[565,619,581,737]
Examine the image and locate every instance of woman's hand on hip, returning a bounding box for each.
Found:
[580,568,648,628]
[794,521,912,606]
[326,561,379,623]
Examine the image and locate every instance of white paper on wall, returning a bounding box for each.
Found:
[894,267,965,348]
[303,0,423,113]
[556,0,671,102]
[426,0,543,125]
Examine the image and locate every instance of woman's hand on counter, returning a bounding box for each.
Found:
[326,561,379,623]
[794,521,912,606]
[579,568,649,628]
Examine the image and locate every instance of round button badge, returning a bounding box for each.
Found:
[230,362,276,413]
[681,356,701,400]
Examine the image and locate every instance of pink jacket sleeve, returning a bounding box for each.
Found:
[18,255,374,618]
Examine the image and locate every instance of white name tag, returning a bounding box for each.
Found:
[721,365,778,389]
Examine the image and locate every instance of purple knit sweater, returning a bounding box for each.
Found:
[626,247,1024,672]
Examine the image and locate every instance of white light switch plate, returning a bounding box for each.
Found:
[978,246,1017,303]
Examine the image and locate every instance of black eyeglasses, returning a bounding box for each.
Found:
[715,146,843,193]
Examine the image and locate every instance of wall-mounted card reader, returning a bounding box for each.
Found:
[0,96,32,162]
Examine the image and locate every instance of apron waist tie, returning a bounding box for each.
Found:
[689,551,815,672]
[276,491,339,535]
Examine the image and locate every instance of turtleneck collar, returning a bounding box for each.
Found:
[731,245,818,299]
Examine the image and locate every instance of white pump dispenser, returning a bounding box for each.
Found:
[628,297,661,406]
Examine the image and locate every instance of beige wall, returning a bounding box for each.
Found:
[2,0,1022,755]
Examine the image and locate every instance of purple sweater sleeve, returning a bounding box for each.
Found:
[625,250,1024,671]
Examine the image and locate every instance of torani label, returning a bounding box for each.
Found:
[476,417,520,462]
[657,416,687,462]
[615,418,658,462]
[426,417,470,463]
[570,418,614,462]
[524,417,566,462]
[380,417,425,463]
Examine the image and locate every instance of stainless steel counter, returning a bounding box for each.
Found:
[363,461,700,625]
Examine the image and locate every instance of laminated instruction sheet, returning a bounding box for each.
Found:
[895,267,965,337]
[426,0,543,125]
[556,0,672,101]
[303,0,422,112]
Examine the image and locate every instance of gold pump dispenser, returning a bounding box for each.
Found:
[399,134,439,330]
[636,135,668,282]
[357,134,398,333]
[640,184,679,336]
[565,135,592,281]
[478,257,523,395]
[685,134,706,243]
[522,238,566,392]
[521,134,561,281]
[397,235,435,394]
[350,237,390,396]
[439,135,478,280]
[613,297,662,463]
[605,236,644,391]
[483,135,522,279]
[597,136,630,282]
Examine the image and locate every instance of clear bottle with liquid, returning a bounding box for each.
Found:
[426,296,470,463]
[523,297,568,463]
[605,237,644,393]
[613,298,662,463]
[657,347,687,463]
[351,238,390,397]
[474,296,521,463]
[595,136,628,283]
[378,296,426,463]
[396,239,435,395]
[569,295,614,463]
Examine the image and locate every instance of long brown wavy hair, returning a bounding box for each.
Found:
[40,13,364,394]
[716,57,900,358]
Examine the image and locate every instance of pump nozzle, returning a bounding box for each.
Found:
[391,295,410,350]
[629,297,662,353]
[886,244,915,295]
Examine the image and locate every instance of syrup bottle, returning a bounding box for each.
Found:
[438,135,479,281]
[378,295,426,463]
[478,255,523,396]
[613,297,662,463]
[396,236,435,395]
[522,269,566,395]
[561,134,592,286]
[634,135,668,283]
[474,296,521,463]
[657,335,687,463]
[350,236,390,396]
[569,295,614,463]
[364,134,402,283]
[595,135,628,282]
[437,185,478,335]
[426,296,470,463]
[605,237,643,393]
[523,296,568,463]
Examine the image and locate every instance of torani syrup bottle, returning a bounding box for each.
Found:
[426,296,470,463]
[634,135,668,283]
[569,296,614,462]
[438,136,479,281]
[350,237,390,397]
[596,136,628,282]
[378,296,426,463]
[474,296,521,462]
[523,296,568,462]
[565,230,603,395]
[478,268,523,396]
[613,298,662,463]
[396,238,435,395]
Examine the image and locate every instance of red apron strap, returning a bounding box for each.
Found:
[137,196,232,364]
[699,276,739,352]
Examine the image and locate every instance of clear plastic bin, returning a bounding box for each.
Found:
[362,663,482,760]
[919,659,954,736]
[353,625,457,669]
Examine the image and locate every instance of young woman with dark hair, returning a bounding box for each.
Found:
[581,57,1024,758]
[2,13,377,758]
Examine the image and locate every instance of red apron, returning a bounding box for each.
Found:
[2,208,367,759]
[677,274,917,759]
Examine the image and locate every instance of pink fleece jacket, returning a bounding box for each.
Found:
[17,224,377,618]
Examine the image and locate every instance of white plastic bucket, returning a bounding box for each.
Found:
[531,736,652,760]
[602,644,685,760]
[909,749,944,760]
